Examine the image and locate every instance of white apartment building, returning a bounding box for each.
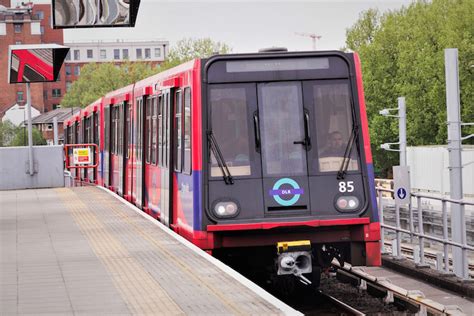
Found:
[64,40,169,64]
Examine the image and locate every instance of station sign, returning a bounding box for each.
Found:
[73,148,92,165]
[8,44,70,84]
[393,165,411,206]
[52,0,141,29]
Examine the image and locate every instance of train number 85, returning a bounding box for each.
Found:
[338,181,355,193]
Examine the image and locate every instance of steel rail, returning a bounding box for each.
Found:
[317,290,366,316]
[332,261,465,316]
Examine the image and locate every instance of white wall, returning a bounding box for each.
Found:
[407,146,474,197]
[2,104,40,126]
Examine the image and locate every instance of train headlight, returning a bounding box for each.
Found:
[335,196,360,211]
[213,201,239,218]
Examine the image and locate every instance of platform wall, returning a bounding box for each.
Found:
[0,145,64,190]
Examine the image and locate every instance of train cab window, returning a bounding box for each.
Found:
[209,85,252,177]
[259,82,307,177]
[174,90,182,172]
[309,81,359,173]
[183,88,192,174]
[158,95,163,166]
[145,98,152,164]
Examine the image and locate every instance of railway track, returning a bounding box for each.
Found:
[384,241,474,277]
[318,290,365,315]
[332,260,466,315]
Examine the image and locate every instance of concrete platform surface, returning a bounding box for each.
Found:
[0,187,299,315]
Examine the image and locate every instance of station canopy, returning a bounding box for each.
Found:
[52,0,141,28]
[8,44,70,84]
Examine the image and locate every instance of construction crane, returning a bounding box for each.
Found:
[295,32,322,50]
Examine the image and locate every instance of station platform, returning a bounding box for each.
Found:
[0,187,299,315]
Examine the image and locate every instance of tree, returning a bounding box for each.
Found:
[11,127,46,146]
[345,0,474,176]
[0,120,18,147]
[158,38,232,71]
[61,61,158,108]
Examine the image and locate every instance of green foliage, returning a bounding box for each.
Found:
[61,38,232,108]
[61,61,158,108]
[345,0,474,176]
[158,38,232,71]
[11,127,46,146]
[0,120,19,147]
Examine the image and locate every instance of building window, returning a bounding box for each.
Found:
[65,65,71,75]
[145,48,151,59]
[40,26,44,34]
[122,49,129,59]
[46,124,53,131]
[114,49,120,60]
[14,24,22,33]
[154,48,161,57]
[74,65,80,76]
[36,11,44,20]
[66,82,72,91]
[87,49,93,58]
[74,49,80,60]
[17,91,24,102]
[15,41,22,45]
[52,89,61,98]
[53,104,60,110]
[136,48,142,59]
[100,49,106,59]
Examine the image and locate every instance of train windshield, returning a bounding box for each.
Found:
[209,80,358,178]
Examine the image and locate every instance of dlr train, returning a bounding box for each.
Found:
[65,49,381,288]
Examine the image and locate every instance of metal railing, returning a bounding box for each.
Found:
[377,186,473,280]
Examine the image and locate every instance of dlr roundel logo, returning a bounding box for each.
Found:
[269,178,304,206]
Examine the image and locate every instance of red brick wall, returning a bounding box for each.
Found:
[0,0,11,7]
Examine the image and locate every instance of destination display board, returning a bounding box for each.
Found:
[8,44,70,84]
[52,0,141,28]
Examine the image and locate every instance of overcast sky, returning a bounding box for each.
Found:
[20,0,414,53]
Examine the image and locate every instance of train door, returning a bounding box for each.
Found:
[257,82,312,214]
[160,89,174,226]
[125,102,132,199]
[135,97,145,208]
[92,111,99,183]
[103,106,111,188]
[117,102,126,196]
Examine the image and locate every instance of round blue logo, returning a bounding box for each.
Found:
[270,178,304,206]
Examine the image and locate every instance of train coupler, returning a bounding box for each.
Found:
[276,240,313,284]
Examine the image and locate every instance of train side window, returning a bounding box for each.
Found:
[110,106,115,154]
[93,112,99,146]
[308,81,359,173]
[145,97,152,164]
[174,90,182,172]
[183,88,192,174]
[104,107,109,151]
[158,95,163,167]
[125,104,130,159]
[119,103,124,156]
[151,97,157,165]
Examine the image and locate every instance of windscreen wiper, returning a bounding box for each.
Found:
[337,125,359,180]
[207,130,234,185]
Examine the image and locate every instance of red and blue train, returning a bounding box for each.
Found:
[65,49,381,288]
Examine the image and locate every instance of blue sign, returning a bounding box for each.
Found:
[270,178,304,206]
[397,188,407,200]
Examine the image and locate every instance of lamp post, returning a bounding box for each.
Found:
[379,97,407,166]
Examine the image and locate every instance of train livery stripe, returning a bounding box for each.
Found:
[207,217,370,232]
[354,53,373,164]
[367,163,379,222]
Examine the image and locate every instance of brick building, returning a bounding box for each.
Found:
[0,1,66,120]
[31,107,80,145]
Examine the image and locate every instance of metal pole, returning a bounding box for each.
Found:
[417,196,426,266]
[395,204,402,259]
[398,97,407,166]
[445,48,466,279]
[378,189,385,253]
[26,82,34,176]
[53,116,59,145]
[442,200,450,273]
